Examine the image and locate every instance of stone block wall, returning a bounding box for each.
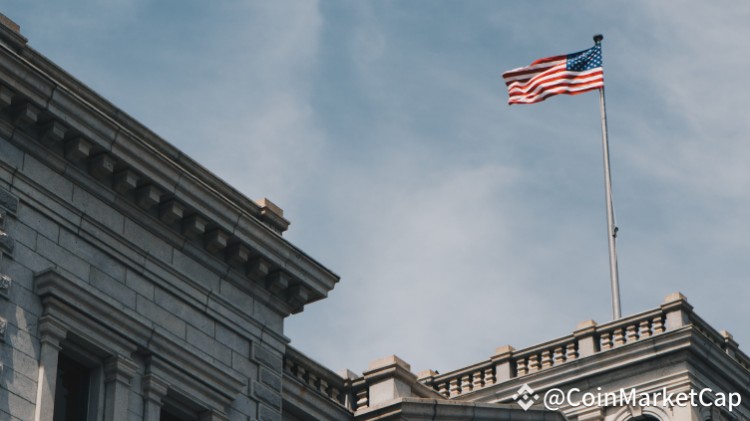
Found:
[0,101,287,421]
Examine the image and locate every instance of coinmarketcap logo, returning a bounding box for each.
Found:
[513,384,540,411]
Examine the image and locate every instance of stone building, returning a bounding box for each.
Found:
[0,12,339,421]
[0,12,748,421]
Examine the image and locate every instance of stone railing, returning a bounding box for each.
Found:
[283,346,351,409]
[688,311,750,372]
[284,293,750,410]
[351,378,369,411]
[424,292,749,399]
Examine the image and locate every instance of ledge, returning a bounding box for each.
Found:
[354,397,564,421]
[34,267,246,408]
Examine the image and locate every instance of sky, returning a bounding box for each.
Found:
[3,2,750,376]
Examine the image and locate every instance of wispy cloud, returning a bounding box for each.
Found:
[5,1,750,375]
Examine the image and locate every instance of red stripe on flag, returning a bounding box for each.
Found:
[502,49,604,105]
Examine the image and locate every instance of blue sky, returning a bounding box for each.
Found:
[4,2,750,375]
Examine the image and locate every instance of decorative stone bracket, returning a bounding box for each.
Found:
[0,187,18,345]
[0,186,17,258]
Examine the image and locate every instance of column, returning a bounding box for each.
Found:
[34,317,67,421]
[103,355,138,421]
[142,373,169,421]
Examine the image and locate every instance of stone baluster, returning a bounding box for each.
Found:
[516,358,528,376]
[626,324,639,343]
[437,382,449,397]
[284,357,295,376]
[483,367,495,386]
[318,378,328,395]
[553,346,566,365]
[613,328,626,347]
[330,387,341,404]
[600,332,612,350]
[355,388,369,409]
[652,315,665,334]
[296,366,307,382]
[528,354,540,373]
[460,375,471,394]
[472,371,483,390]
[541,350,552,369]
[449,378,460,397]
[639,319,652,338]
[565,342,578,361]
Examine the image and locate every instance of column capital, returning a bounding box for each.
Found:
[38,316,67,348]
[104,355,138,385]
[142,373,169,421]
[142,373,169,402]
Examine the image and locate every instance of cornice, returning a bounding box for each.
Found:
[0,34,339,313]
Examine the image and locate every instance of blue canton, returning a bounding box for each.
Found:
[566,45,603,71]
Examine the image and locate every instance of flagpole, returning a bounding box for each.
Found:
[593,34,622,320]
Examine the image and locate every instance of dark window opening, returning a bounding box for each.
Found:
[53,353,91,421]
[160,407,199,421]
[159,409,186,421]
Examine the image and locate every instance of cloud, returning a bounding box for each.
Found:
[6,0,750,376]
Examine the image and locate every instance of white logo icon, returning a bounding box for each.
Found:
[513,384,540,411]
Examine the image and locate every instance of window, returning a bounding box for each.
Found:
[159,393,201,421]
[159,410,185,421]
[53,353,92,421]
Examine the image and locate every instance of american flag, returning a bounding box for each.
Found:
[503,44,604,105]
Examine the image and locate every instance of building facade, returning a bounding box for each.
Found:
[0,13,339,421]
[1,13,748,421]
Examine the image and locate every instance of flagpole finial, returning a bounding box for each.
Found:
[593,34,603,44]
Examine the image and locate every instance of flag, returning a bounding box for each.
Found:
[503,44,604,105]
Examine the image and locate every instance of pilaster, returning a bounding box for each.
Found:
[142,373,169,421]
[34,316,68,421]
[103,355,138,421]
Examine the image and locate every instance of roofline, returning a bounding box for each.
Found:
[0,21,339,312]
